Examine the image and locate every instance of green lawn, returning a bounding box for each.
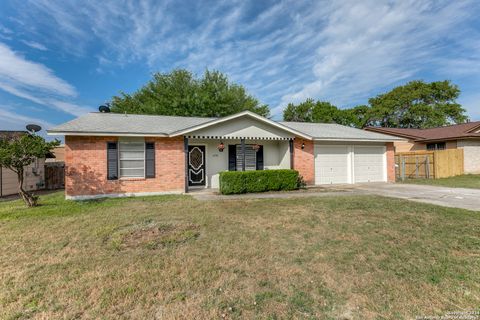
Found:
[401,174,480,189]
[0,192,479,319]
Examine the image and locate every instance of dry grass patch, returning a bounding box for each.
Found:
[0,192,479,319]
[107,220,200,251]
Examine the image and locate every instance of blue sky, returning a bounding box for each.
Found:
[1,0,479,135]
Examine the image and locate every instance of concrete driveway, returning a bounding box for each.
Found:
[355,183,480,211]
[191,183,480,211]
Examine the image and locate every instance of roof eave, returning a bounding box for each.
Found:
[364,127,423,140]
[416,136,480,143]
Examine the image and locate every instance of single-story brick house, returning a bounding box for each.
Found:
[48,111,401,199]
[365,121,480,173]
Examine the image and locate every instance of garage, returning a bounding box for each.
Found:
[314,144,386,185]
[314,145,351,184]
[353,146,386,183]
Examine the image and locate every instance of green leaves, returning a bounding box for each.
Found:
[282,80,468,129]
[0,134,60,173]
[110,69,269,118]
[367,80,467,128]
[283,99,361,126]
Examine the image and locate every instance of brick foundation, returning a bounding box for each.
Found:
[65,136,185,197]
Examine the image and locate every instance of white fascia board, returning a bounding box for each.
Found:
[169,110,312,140]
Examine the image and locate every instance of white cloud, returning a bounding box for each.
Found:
[46,100,92,117]
[277,0,477,113]
[0,107,55,132]
[0,43,76,96]
[0,81,91,117]
[8,0,480,120]
[21,40,48,51]
[0,43,93,117]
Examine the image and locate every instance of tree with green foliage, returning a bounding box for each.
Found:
[283,99,348,124]
[0,134,59,207]
[110,69,269,117]
[367,80,467,128]
[283,80,468,129]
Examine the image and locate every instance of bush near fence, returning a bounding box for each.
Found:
[219,169,301,194]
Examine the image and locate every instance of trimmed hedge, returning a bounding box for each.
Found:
[219,169,301,195]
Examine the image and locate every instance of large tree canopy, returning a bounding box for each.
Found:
[283,99,351,125]
[367,80,467,128]
[110,69,269,117]
[283,80,468,128]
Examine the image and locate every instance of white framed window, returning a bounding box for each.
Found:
[119,139,145,178]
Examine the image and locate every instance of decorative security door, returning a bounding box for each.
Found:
[188,146,206,186]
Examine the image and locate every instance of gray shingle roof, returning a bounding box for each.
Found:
[48,113,216,135]
[48,112,402,141]
[280,121,402,141]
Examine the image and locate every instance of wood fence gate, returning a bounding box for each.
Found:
[395,149,464,180]
[45,163,65,190]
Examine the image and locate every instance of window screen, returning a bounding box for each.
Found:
[236,145,257,171]
[119,140,145,178]
[426,142,446,151]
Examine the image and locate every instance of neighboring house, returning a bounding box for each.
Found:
[365,121,480,173]
[48,111,402,200]
[0,131,46,197]
[45,145,65,162]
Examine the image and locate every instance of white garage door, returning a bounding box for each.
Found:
[353,146,386,183]
[314,145,350,185]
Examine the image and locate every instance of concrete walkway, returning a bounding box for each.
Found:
[191,183,480,211]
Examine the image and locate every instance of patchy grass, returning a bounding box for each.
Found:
[0,192,479,319]
[401,174,480,189]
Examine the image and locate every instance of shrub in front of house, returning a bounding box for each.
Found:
[219,169,301,195]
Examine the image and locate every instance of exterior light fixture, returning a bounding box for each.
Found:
[252,144,261,152]
[301,142,305,149]
[217,142,225,152]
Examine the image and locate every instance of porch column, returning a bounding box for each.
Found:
[241,138,246,171]
[289,139,294,169]
[184,137,189,193]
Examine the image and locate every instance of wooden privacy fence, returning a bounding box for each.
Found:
[395,149,464,180]
[45,162,65,190]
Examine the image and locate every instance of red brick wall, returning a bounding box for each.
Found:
[293,138,314,185]
[386,142,395,182]
[65,136,185,197]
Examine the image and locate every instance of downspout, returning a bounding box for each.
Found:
[184,137,189,193]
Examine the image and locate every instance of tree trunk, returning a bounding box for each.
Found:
[17,169,38,207]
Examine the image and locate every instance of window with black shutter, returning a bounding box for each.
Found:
[256,145,264,170]
[145,142,155,178]
[228,145,236,171]
[107,142,118,180]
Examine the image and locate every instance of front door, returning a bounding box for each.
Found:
[188,146,206,187]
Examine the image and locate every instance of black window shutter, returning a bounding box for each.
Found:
[228,145,236,171]
[107,142,118,180]
[256,145,264,170]
[145,142,155,178]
